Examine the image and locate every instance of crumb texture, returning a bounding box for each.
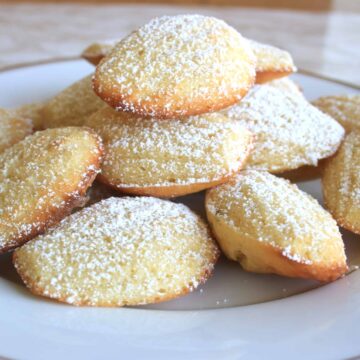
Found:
[14,197,219,306]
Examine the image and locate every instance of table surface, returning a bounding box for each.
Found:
[0,3,359,85]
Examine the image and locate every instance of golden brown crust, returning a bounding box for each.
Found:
[206,194,347,282]
[205,171,348,282]
[13,197,219,306]
[92,83,253,120]
[96,123,253,199]
[248,38,296,84]
[1,133,103,254]
[1,193,87,255]
[0,128,103,254]
[84,38,296,89]
[88,53,291,89]
[81,41,116,66]
[255,70,293,84]
[86,108,253,198]
[252,239,347,282]
[279,163,324,183]
[83,54,104,67]
[93,15,256,119]
[98,171,239,198]
[14,249,218,307]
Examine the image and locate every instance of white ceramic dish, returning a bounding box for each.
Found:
[0,60,359,360]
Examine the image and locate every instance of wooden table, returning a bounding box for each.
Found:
[0,3,359,85]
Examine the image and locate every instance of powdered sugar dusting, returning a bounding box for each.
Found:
[83,36,296,79]
[207,170,346,265]
[87,108,252,187]
[95,14,255,117]
[14,197,219,306]
[0,127,102,252]
[266,77,303,97]
[222,84,345,172]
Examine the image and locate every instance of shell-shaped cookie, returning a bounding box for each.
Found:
[248,39,296,84]
[205,170,347,281]
[93,15,256,119]
[312,94,360,133]
[222,84,345,173]
[13,197,219,306]
[82,37,296,88]
[0,127,103,253]
[322,131,360,234]
[85,107,253,197]
[0,108,33,153]
[41,75,105,128]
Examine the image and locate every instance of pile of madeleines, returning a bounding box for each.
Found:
[0,15,359,307]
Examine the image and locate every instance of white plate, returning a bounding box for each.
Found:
[0,60,359,360]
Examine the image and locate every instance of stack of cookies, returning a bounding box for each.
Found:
[0,14,358,307]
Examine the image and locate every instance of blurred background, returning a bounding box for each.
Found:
[0,0,358,10]
[0,0,359,84]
